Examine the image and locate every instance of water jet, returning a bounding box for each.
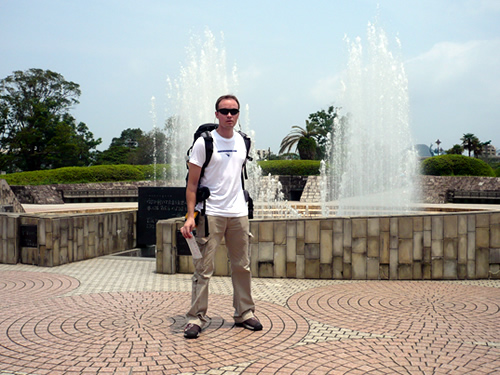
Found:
[321,22,418,217]
[154,24,500,280]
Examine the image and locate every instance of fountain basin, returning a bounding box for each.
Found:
[2,201,498,280]
[0,209,136,266]
[157,206,500,280]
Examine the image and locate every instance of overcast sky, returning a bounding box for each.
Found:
[1,0,499,154]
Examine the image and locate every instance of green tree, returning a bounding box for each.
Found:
[474,140,491,158]
[109,128,144,148]
[297,136,317,160]
[95,127,167,166]
[307,106,340,159]
[44,115,101,168]
[279,120,321,160]
[460,133,491,158]
[0,69,101,172]
[446,144,464,155]
[461,133,477,157]
[131,127,167,165]
[95,145,131,165]
[96,128,144,165]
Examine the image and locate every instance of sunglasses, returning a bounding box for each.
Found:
[218,108,239,116]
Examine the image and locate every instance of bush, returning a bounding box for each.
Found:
[486,159,500,177]
[3,164,148,185]
[135,164,171,180]
[421,155,495,177]
[258,160,321,176]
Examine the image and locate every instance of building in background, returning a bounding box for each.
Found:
[483,144,497,157]
[255,148,270,160]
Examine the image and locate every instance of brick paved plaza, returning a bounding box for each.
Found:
[1,256,499,374]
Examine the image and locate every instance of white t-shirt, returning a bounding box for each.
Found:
[189,130,248,217]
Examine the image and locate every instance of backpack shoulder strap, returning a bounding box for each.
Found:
[236,130,253,188]
[237,130,252,165]
[199,131,213,180]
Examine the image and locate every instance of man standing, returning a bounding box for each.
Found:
[180,94,262,339]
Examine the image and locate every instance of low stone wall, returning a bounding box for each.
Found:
[299,175,500,204]
[0,180,25,213]
[300,176,321,203]
[7,175,500,205]
[10,181,158,204]
[0,210,136,266]
[10,184,64,204]
[419,175,500,203]
[156,210,500,280]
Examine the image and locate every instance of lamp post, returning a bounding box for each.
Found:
[436,139,441,155]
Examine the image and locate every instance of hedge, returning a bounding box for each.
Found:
[257,160,321,176]
[3,156,496,186]
[2,160,325,186]
[421,155,495,177]
[5,165,139,185]
[134,164,171,180]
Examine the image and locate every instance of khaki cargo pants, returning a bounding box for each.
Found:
[186,215,255,327]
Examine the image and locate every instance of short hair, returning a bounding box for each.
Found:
[215,94,240,110]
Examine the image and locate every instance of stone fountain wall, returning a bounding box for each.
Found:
[157,210,500,280]
[0,210,136,266]
[2,176,499,273]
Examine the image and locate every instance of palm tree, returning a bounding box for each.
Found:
[279,120,320,160]
[461,133,491,158]
[461,133,478,157]
[474,140,491,158]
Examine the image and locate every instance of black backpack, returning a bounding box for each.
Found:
[186,123,253,218]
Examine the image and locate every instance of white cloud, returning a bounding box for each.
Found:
[407,40,500,89]
[409,39,500,104]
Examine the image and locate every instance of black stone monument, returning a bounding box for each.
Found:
[137,187,186,247]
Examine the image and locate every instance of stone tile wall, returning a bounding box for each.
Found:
[419,175,500,203]
[300,175,500,204]
[6,175,499,205]
[0,211,136,267]
[0,214,19,264]
[9,181,158,204]
[156,210,500,280]
[0,179,25,213]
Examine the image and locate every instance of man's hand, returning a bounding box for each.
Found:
[181,217,196,238]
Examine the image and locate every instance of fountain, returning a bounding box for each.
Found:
[321,22,418,216]
[0,23,498,280]
[155,21,499,281]
[164,29,239,183]
[159,29,296,219]
[155,23,419,222]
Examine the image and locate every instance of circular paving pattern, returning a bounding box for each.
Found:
[1,269,499,375]
[0,271,80,307]
[244,339,500,374]
[0,291,308,374]
[288,281,500,343]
